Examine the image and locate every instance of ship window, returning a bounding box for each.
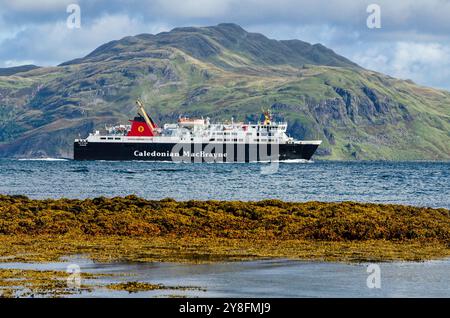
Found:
[217,138,223,141]
[115,138,121,140]
[100,137,106,140]
[107,137,113,140]
[232,132,237,135]
[233,138,238,142]
[209,138,215,142]
[246,132,252,136]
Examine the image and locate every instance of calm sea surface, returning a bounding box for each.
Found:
[0,159,448,208]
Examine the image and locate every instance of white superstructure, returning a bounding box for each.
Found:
[80,114,320,146]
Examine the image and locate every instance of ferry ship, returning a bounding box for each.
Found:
[74,100,321,162]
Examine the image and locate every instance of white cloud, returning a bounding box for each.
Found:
[4,59,35,67]
[351,42,450,90]
[0,0,72,12]
[153,0,234,18]
[0,14,171,66]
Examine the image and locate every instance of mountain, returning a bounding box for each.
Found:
[0,65,40,76]
[0,23,449,159]
[61,23,358,69]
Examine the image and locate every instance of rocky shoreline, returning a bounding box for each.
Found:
[0,194,448,263]
[0,194,449,297]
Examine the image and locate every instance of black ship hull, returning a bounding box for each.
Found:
[74,142,319,162]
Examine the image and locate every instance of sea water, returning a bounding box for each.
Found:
[0,159,448,208]
[0,258,448,297]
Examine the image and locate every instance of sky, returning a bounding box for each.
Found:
[0,0,449,90]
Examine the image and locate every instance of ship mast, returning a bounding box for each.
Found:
[262,108,272,125]
[136,99,154,130]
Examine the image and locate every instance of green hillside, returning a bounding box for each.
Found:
[0,23,449,159]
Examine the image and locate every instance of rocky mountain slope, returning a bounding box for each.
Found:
[0,23,449,159]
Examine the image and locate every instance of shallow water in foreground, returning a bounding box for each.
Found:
[0,159,449,208]
[0,258,449,297]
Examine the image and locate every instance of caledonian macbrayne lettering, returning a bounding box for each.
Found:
[133,150,228,158]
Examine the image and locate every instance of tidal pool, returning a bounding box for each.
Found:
[0,257,448,297]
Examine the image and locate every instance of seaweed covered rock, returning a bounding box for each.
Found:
[0,195,448,243]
